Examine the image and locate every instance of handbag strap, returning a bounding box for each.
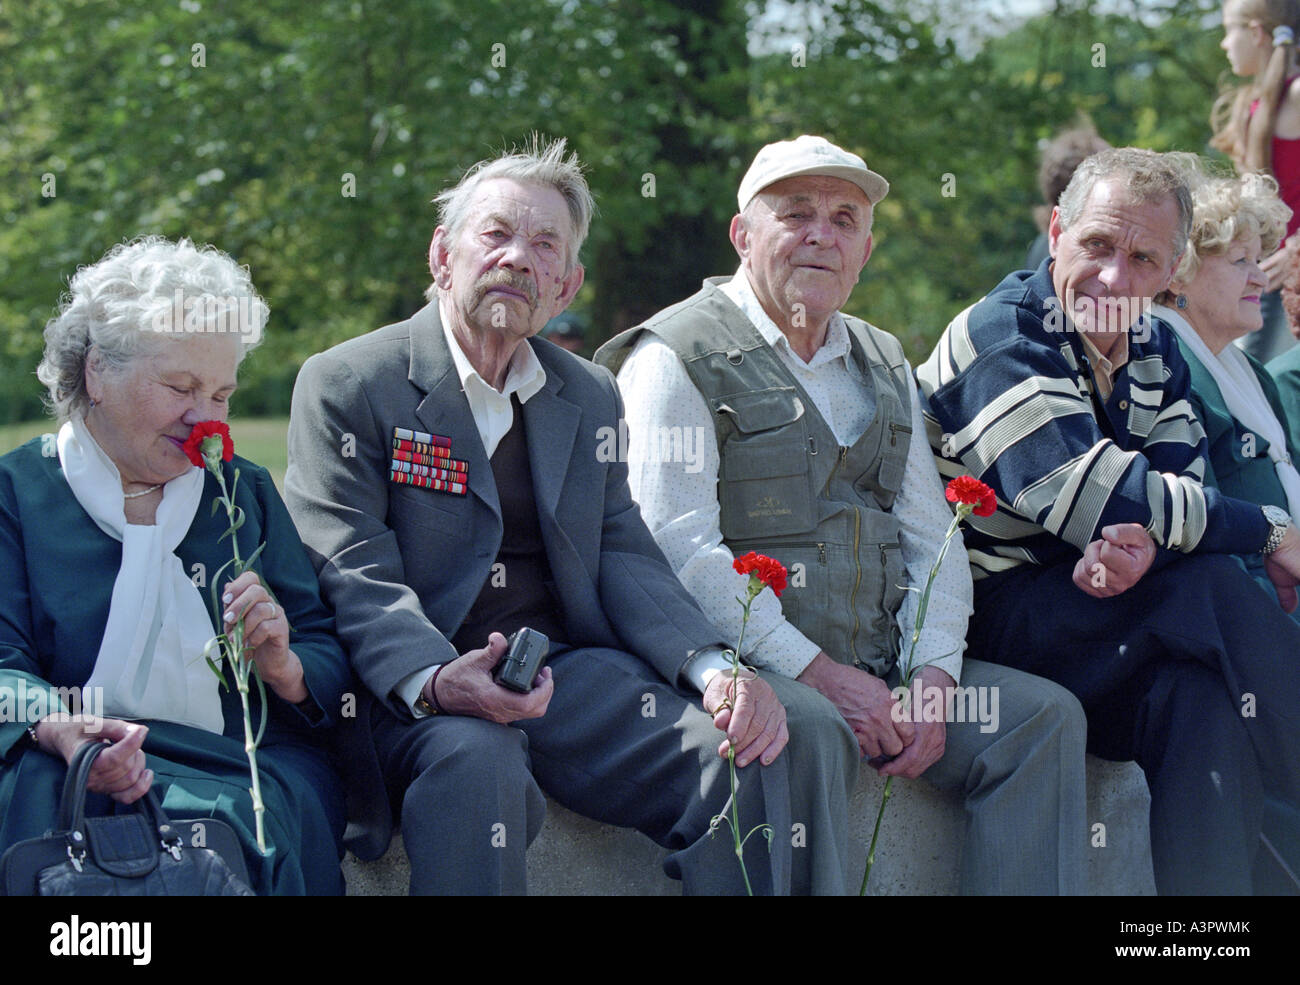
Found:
[57,740,108,832]
[55,740,177,849]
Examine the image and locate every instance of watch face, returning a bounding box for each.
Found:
[1264,505,1290,527]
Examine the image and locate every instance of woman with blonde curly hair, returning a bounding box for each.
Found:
[1150,165,1300,891]
[1153,166,1300,607]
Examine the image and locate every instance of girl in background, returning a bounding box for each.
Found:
[1212,0,1300,363]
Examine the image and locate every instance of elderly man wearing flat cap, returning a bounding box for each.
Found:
[597,135,1090,893]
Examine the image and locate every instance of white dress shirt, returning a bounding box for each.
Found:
[440,300,548,457]
[396,303,549,716]
[616,268,972,684]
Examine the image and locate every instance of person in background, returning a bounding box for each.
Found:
[1267,241,1300,442]
[1026,123,1111,270]
[1213,0,1300,363]
[541,311,587,354]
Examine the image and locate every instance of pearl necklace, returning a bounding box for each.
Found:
[123,483,163,499]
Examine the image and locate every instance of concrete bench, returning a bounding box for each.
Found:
[342,755,1155,895]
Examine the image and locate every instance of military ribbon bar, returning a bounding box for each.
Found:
[392,445,469,472]
[392,427,452,450]
[389,468,467,495]
[390,460,468,483]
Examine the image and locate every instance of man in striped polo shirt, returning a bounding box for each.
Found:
[917,147,1300,894]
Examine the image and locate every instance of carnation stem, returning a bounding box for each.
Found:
[860,775,893,895]
[859,506,968,896]
[211,460,267,854]
[726,593,755,896]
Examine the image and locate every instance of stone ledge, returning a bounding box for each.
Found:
[343,755,1154,895]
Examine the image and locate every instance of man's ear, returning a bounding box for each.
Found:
[429,228,452,289]
[728,213,748,260]
[553,263,585,315]
[1047,206,1063,258]
[1165,251,1185,291]
[859,231,874,271]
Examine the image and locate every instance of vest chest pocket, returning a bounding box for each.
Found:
[856,403,911,505]
[714,388,819,539]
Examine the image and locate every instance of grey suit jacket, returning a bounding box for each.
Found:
[285,302,728,721]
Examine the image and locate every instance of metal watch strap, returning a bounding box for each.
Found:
[1262,505,1289,555]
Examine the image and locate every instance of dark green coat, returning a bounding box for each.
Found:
[1178,338,1300,622]
[0,437,351,894]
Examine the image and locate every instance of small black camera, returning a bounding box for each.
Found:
[493,627,551,693]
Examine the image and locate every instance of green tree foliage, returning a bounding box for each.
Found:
[0,0,1228,421]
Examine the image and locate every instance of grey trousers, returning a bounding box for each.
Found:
[895,657,1089,895]
[372,645,858,895]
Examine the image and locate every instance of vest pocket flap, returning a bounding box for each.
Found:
[721,427,810,480]
[713,388,804,435]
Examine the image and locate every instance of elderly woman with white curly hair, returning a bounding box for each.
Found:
[1151,165,1300,615]
[0,237,350,894]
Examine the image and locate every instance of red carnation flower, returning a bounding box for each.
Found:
[945,475,996,517]
[733,550,788,598]
[182,420,234,469]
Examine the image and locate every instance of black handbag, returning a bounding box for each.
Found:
[0,740,254,896]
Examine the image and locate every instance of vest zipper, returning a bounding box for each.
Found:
[848,506,862,663]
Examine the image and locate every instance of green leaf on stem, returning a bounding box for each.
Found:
[252,664,269,749]
[202,637,230,689]
[209,556,238,621]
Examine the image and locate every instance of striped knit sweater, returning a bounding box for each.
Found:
[915,261,1268,580]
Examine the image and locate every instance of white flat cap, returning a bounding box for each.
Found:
[737,135,889,212]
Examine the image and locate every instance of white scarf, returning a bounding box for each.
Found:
[1155,304,1300,524]
[59,415,224,733]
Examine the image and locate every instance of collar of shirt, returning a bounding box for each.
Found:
[1079,329,1130,401]
[438,297,547,457]
[719,267,856,376]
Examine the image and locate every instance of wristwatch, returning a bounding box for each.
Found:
[1262,505,1290,555]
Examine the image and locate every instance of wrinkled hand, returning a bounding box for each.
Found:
[33,717,153,805]
[879,666,954,779]
[1265,524,1300,612]
[433,632,554,723]
[702,668,788,767]
[222,570,306,703]
[796,651,912,761]
[1072,523,1156,598]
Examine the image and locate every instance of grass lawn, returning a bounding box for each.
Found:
[0,416,291,492]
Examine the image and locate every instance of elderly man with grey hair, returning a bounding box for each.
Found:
[916,146,1300,894]
[286,136,857,895]
[598,135,1090,894]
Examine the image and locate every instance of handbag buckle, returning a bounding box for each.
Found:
[66,844,85,873]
